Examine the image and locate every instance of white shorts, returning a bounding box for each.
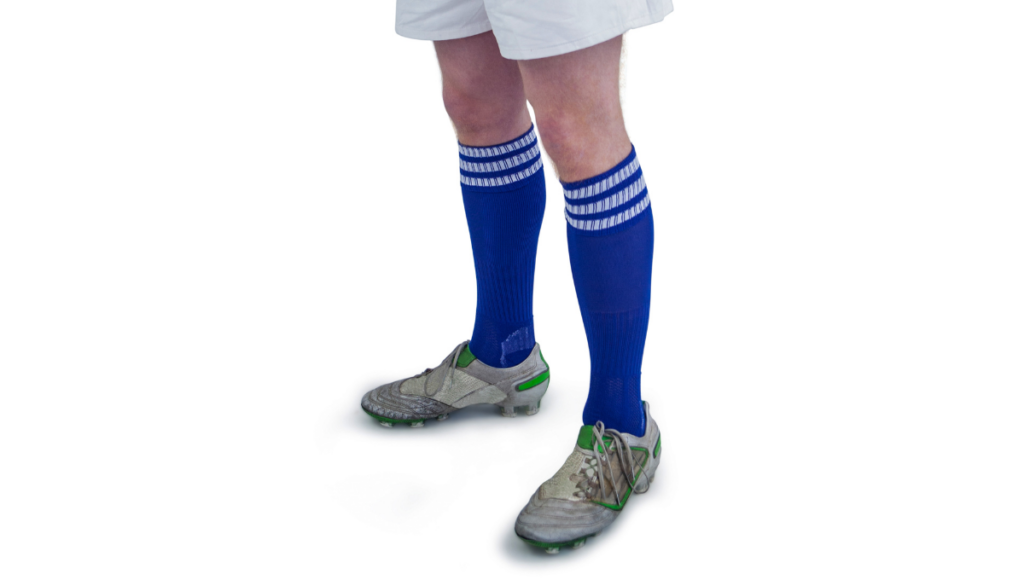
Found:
[395,0,674,60]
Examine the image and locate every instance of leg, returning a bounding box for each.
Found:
[519,36,654,436]
[435,32,547,368]
[359,31,553,426]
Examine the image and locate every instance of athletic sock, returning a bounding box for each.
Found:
[563,146,653,436]
[459,125,546,368]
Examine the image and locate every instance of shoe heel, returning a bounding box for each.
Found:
[498,376,549,418]
[499,399,541,418]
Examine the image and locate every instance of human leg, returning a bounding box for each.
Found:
[360,31,552,426]
[512,36,660,552]
[435,32,547,369]
[519,36,653,436]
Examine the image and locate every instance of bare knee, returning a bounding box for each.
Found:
[438,57,531,146]
[434,33,531,145]
[534,107,631,181]
[442,83,527,145]
[533,111,587,174]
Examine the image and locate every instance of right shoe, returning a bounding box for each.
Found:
[360,341,550,428]
[513,401,662,553]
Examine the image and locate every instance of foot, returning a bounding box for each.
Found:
[361,341,550,427]
[514,401,661,553]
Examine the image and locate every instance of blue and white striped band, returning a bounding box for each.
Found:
[563,147,650,232]
[459,126,543,188]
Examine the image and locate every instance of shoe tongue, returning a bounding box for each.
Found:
[577,425,611,453]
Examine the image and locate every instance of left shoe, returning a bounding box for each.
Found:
[360,341,550,427]
[514,401,662,553]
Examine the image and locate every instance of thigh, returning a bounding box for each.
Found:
[516,35,624,111]
[434,31,523,99]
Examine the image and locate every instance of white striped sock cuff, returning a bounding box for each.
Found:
[459,145,540,174]
[564,175,647,216]
[459,126,543,189]
[563,157,641,201]
[565,193,651,232]
[562,147,650,232]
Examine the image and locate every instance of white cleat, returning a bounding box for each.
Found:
[410,421,425,428]
[361,341,550,427]
[515,402,662,554]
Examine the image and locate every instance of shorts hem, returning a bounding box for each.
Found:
[395,21,494,42]
[498,8,673,60]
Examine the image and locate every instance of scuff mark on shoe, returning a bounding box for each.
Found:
[500,326,533,367]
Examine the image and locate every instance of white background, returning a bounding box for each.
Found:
[1,1,1022,578]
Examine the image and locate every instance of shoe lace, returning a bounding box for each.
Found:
[589,421,651,506]
[410,340,468,396]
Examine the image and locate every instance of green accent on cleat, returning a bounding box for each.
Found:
[516,370,549,391]
[576,425,613,453]
[456,345,477,368]
[653,436,661,458]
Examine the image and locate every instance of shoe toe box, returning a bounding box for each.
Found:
[361,381,453,421]
[514,491,619,544]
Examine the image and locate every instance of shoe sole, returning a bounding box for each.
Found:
[363,399,542,428]
[515,532,592,554]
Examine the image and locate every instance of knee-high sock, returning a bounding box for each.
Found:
[459,125,546,368]
[563,146,653,436]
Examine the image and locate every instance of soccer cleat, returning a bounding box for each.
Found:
[514,401,661,552]
[361,341,550,427]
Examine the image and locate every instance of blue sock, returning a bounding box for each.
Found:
[563,146,653,436]
[460,126,546,368]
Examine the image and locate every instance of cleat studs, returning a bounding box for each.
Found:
[379,421,393,428]
[526,404,540,416]
[501,406,516,418]
[437,414,449,422]
[409,421,425,428]
[572,539,586,549]
[544,547,560,554]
